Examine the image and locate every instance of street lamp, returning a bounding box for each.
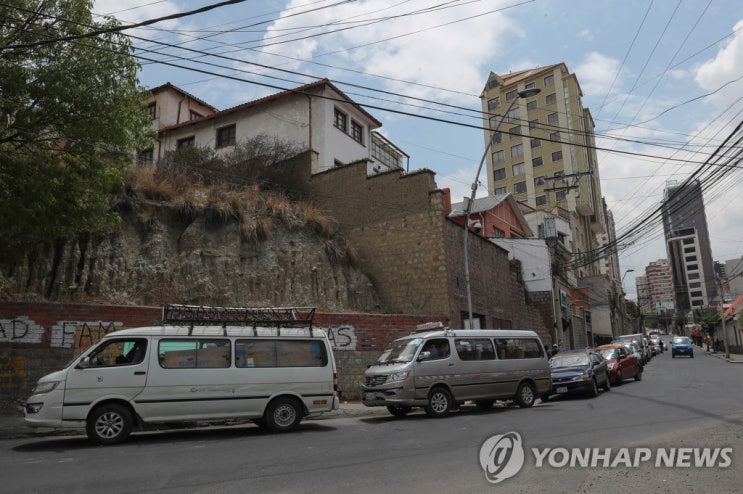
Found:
[621,268,634,286]
[463,87,541,327]
[620,269,634,335]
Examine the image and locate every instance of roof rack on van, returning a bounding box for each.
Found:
[161,304,316,336]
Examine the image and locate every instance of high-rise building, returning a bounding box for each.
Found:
[661,179,717,312]
[641,259,675,315]
[480,63,607,280]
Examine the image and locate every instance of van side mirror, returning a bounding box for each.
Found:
[77,357,91,369]
[418,351,432,361]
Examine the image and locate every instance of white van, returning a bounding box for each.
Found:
[362,328,551,417]
[24,305,340,444]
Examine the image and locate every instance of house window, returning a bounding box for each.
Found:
[147,102,156,120]
[494,186,507,194]
[544,74,555,86]
[546,93,557,105]
[512,162,525,176]
[505,89,517,102]
[533,156,543,167]
[488,78,500,89]
[492,150,505,163]
[550,131,560,142]
[137,148,154,164]
[536,195,547,206]
[488,97,500,110]
[552,150,563,161]
[514,181,527,194]
[177,136,195,149]
[351,120,363,144]
[509,126,521,139]
[334,108,348,132]
[548,112,559,124]
[216,124,236,148]
[511,144,524,158]
[492,227,506,238]
[493,167,506,181]
[189,110,203,121]
[531,138,541,148]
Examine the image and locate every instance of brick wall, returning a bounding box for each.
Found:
[0,302,433,410]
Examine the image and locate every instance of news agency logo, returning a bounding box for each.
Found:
[478,432,733,484]
[478,432,525,484]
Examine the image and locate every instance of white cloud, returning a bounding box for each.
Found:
[694,19,743,105]
[576,29,593,41]
[575,51,624,97]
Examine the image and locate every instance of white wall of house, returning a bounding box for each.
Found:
[493,238,552,292]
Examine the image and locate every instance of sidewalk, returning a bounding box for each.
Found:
[0,401,388,441]
[703,347,743,363]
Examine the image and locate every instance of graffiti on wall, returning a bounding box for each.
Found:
[0,317,45,343]
[52,321,124,352]
[321,325,357,351]
[0,355,26,390]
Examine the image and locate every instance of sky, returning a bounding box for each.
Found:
[92,0,743,301]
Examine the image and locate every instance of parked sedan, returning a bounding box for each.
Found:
[596,343,642,385]
[671,336,694,358]
[544,349,611,400]
[612,340,644,367]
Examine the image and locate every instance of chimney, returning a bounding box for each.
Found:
[442,188,452,214]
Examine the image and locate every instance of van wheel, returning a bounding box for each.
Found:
[86,403,133,445]
[386,404,412,417]
[264,397,303,432]
[475,399,495,410]
[515,382,536,408]
[424,387,452,418]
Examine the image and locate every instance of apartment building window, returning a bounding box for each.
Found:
[507,108,519,121]
[494,186,507,194]
[334,108,348,132]
[533,156,543,167]
[351,120,363,144]
[488,97,501,109]
[527,100,537,111]
[505,89,517,102]
[511,143,524,158]
[177,136,195,149]
[509,125,521,139]
[525,81,537,90]
[544,74,555,86]
[548,112,559,124]
[514,181,527,194]
[512,162,525,176]
[556,189,566,202]
[147,102,156,120]
[550,131,560,142]
[531,138,542,148]
[529,119,539,129]
[490,131,502,144]
[488,78,500,89]
[489,115,503,130]
[137,148,154,164]
[492,150,505,163]
[494,167,506,180]
[552,150,563,161]
[534,175,546,186]
[216,124,236,148]
[189,110,203,121]
[536,195,547,206]
[546,93,556,105]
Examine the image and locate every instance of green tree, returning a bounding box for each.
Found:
[0,0,151,263]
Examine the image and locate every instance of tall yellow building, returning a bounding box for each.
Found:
[480,63,606,280]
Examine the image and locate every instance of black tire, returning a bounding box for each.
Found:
[615,369,623,386]
[475,399,495,411]
[386,404,412,417]
[635,368,642,381]
[672,354,676,358]
[86,403,133,445]
[264,396,303,432]
[515,382,536,408]
[424,387,453,418]
[602,372,611,392]
[691,353,694,358]
[588,378,599,398]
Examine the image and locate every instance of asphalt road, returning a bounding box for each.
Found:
[3,349,742,494]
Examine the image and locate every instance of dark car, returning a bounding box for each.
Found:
[671,336,694,358]
[596,343,642,385]
[544,349,611,400]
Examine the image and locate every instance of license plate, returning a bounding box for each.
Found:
[556,386,568,394]
[365,392,376,401]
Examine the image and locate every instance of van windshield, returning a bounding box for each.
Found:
[376,338,423,364]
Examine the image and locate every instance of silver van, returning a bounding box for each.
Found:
[361,328,550,417]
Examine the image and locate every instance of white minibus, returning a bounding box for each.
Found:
[24,305,340,444]
[362,328,551,417]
